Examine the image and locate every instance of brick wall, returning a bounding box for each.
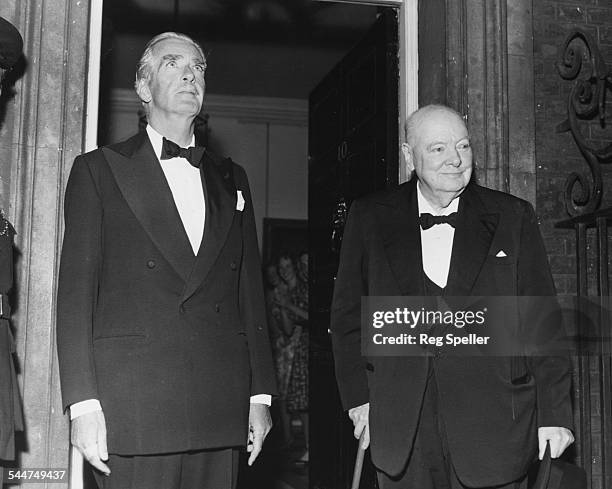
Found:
[533,3,612,487]
[534,0,612,295]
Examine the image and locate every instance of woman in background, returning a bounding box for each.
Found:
[264,261,294,446]
[276,252,309,462]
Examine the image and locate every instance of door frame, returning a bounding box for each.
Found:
[85,1,104,153]
[315,0,418,182]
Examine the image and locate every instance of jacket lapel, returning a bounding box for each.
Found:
[445,185,499,296]
[379,179,425,296]
[102,132,195,282]
[181,151,236,301]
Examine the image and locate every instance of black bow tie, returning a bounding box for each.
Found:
[419,212,458,230]
[160,137,204,168]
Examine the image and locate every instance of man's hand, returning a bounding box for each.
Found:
[538,426,574,459]
[71,410,110,475]
[247,403,272,466]
[348,402,370,449]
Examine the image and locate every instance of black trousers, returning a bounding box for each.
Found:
[93,448,238,489]
[377,366,527,489]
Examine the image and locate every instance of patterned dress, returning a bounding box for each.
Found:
[266,284,300,400]
[286,277,308,412]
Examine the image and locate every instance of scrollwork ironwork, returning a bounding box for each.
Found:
[556,29,612,216]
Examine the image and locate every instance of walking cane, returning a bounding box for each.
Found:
[350,430,366,489]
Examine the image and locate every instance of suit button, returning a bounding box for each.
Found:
[366,362,375,372]
[257,324,263,331]
[147,260,156,269]
[215,304,220,313]
[230,262,237,271]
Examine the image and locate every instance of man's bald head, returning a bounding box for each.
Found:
[405,105,467,147]
[401,104,473,211]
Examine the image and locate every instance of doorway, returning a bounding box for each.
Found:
[309,7,399,489]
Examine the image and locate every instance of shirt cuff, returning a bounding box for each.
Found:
[250,394,271,406]
[69,399,102,420]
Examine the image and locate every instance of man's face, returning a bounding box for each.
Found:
[266,265,280,287]
[402,110,472,204]
[140,38,206,121]
[278,257,295,283]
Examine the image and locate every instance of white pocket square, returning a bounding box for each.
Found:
[236,190,245,211]
[495,250,507,258]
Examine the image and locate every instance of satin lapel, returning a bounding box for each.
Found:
[102,134,195,282]
[182,151,236,301]
[380,180,425,296]
[445,186,499,296]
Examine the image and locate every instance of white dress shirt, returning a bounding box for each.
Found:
[417,183,459,289]
[70,126,269,420]
[147,125,205,254]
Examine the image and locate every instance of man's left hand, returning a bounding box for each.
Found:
[247,403,272,466]
[538,426,574,459]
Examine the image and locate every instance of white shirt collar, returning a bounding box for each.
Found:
[416,181,460,216]
[146,124,196,160]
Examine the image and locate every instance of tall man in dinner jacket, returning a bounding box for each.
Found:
[330,105,574,489]
[56,32,276,489]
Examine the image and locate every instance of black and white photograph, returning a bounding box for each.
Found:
[0,0,610,488]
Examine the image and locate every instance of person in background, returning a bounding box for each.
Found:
[0,15,23,483]
[276,252,309,463]
[264,261,294,447]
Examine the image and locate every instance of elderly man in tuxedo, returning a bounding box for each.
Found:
[330,105,574,489]
[57,32,276,489]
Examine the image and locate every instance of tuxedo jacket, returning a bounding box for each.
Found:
[56,131,276,455]
[330,179,573,487]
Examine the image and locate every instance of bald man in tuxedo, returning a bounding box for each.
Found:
[331,105,574,489]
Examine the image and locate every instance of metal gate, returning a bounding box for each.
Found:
[556,29,612,489]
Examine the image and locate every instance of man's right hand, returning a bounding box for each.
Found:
[71,410,111,475]
[348,402,370,449]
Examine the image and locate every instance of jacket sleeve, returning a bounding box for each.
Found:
[56,154,102,410]
[234,165,277,397]
[330,199,369,410]
[518,201,573,430]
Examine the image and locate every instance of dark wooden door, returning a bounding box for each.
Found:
[309,9,399,489]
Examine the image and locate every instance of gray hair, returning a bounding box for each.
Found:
[134,32,206,89]
[404,104,466,146]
